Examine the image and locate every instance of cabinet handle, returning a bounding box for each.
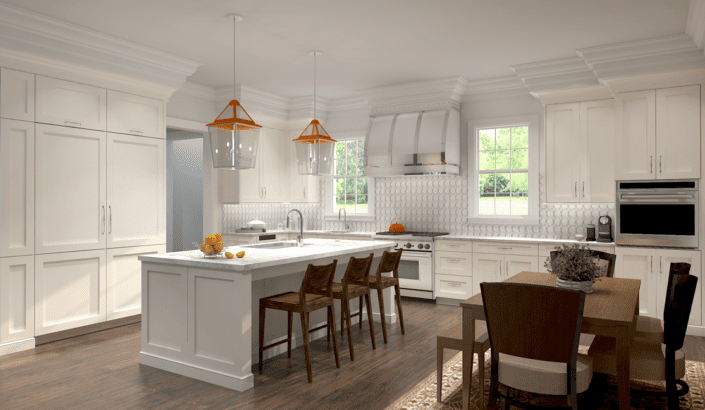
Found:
[506,261,509,277]
[497,247,512,250]
[660,256,662,274]
[65,121,81,127]
[109,206,112,234]
[304,187,306,198]
[102,206,105,234]
[448,283,461,288]
[650,256,653,273]
[582,181,585,198]
[575,182,577,197]
[130,129,143,134]
[264,187,267,198]
[447,259,462,263]
[650,156,653,173]
[659,156,662,173]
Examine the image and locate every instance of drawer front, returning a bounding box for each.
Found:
[539,243,615,257]
[539,243,564,257]
[435,274,473,300]
[472,241,538,256]
[435,251,472,276]
[436,240,473,252]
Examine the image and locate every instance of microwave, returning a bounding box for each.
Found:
[616,180,699,248]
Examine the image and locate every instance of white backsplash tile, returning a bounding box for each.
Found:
[223,174,615,239]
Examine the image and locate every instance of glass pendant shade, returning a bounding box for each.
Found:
[293,119,336,175]
[207,100,261,169]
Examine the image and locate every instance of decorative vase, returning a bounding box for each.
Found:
[555,277,594,294]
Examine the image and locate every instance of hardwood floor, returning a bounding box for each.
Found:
[2,298,705,410]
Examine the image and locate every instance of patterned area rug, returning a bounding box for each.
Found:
[388,346,705,410]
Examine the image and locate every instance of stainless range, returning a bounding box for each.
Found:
[373,231,449,299]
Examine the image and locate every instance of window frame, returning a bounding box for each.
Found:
[467,115,539,225]
[325,135,375,221]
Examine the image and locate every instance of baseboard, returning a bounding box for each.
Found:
[435,297,461,307]
[140,352,254,391]
[0,337,35,357]
[35,315,141,345]
[687,325,705,337]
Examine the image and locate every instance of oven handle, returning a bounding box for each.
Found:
[401,252,433,261]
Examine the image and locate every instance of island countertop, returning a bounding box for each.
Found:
[138,238,394,272]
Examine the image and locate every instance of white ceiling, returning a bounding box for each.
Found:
[0,0,691,99]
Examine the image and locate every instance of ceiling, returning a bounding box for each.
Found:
[0,0,691,99]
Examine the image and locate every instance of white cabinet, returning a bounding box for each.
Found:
[472,253,503,297]
[0,120,34,257]
[546,100,614,203]
[655,86,701,179]
[1,68,34,122]
[35,124,106,254]
[107,133,165,248]
[0,256,34,344]
[221,128,288,203]
[107,245,165,320]
[435,251,472,276]
[36,76,107,131]
[538,243,615,273]
[107,90,164,139]
[435,274,473,300]
[615,86,700,180]
[35,250,106,335]
[505,255,539,277]
[472,241,538,256]
[615,247,701,326]
[288,130,321,203]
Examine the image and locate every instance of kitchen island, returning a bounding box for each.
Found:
[137,239,395,391]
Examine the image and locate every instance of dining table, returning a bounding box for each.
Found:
[460,271,641,410]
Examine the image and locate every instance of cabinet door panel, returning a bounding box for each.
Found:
[546,103,580,202]
[107,245,165,320]
[107,133,165,248]
[259,128,286,203]
[0,256,34,344]
[580,99,614,203]
[614,90,655,180]
[35,250,106,335]
[0,120,34,257]
[615,248,657,318]
[36,76,106,131]
[471,253,503,297]
[657,250,701,326]
[107,90,164,139]
[656,85,700,179]
[0,68,34,122]
[505,255,538,279]
[35,124,106,254]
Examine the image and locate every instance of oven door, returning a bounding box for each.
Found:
[397,251,433,292]
[616,193,699,248]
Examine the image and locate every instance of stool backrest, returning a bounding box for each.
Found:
[550,249,616,278]
[481,282,585,364]
[664,268,697,351]
[300,259,338,298]
[344,253,374,287]
[376,249,403,279]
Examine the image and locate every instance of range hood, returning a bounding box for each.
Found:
[363,108,460,176]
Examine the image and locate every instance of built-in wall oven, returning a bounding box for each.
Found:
[616,180,699,248]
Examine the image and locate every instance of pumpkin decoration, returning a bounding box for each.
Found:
[389,220,405,233]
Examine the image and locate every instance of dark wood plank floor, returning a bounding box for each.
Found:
[2,298,705,410]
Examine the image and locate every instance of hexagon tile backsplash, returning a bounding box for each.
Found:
[223,174,615,239]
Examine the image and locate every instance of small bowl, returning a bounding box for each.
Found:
[575,234,585,241]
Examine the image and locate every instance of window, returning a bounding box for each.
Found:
[334,140,369,214]
[468,115,539,224]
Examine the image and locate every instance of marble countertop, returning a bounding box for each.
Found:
[224,230,375,238]
[435,235,615,246]
[139,238,395,272]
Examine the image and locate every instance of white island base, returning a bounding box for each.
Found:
[138,239,396,391]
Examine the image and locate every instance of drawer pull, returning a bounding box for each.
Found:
[447,283,462,287]
[65,121,81,127]
[447,259,462,263]
[497,247,513,250]
[130,129,143,134]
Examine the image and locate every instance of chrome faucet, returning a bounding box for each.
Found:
[338,208,349,231]
[287,209,304,246]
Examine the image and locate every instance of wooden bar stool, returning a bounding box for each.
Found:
[328,253,376,361]
[367,249,405,344]
[258,259,341,383]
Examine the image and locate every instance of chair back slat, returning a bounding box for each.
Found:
[550,249,616,278]
[664,273,698,350]
[376,250,403,279]
[344,253,374,287]
[300,260,338,297]
[480,282,585,364]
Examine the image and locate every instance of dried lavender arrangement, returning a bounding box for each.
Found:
[544,244,607,283]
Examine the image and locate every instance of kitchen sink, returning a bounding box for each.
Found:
[245,241,306,249]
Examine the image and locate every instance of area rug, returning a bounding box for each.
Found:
[388,346,705,410]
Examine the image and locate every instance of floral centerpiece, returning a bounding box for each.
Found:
[543,244,607,293]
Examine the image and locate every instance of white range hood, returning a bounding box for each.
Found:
[363,108,460,176]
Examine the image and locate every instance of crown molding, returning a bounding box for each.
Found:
[510,57,599,92]
[576,34,705,79]
[177,82,217,101]
[600,67,705,94]
[463,75,526,95]
[688,0,705,49]
[530,84,613,105]
[0,3,200,94]
[356,76,468,113]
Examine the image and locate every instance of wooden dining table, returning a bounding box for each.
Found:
[460,271,641,410]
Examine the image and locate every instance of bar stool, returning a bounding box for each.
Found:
[367,249,405,344]
[258,259,341,383]
[328,253,376,361]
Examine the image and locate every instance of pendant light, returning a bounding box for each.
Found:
[207,14,261,169]
[292,51,336,175]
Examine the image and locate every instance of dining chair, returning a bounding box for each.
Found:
[481,282,591,410]
[550,249,617,278]
[588,266,698,410]
[328,253,376,361]
[367,249,405,344]
[258,259,341,383]
[436,320,490,404]
[633,263,691,344]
